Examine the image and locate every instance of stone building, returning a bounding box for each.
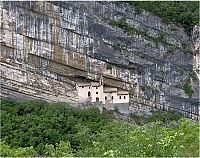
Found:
[192,25,200,79]
[104,87,129,104]
[76,77,129,104]
[76,81,104,103]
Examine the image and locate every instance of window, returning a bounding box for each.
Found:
[96,97,99,102]
[89,87,90,89]
[88,91,91,97]
[124,96,126,99]
[96,87,98,89]
[119,96,121,99]
[105,96,107,100]
[112,96,113,100]
[96,92,98,94]
[82,86,84,88]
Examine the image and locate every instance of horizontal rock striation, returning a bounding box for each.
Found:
[0,1,199,118]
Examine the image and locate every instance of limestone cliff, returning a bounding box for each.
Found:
[0,2,199,118]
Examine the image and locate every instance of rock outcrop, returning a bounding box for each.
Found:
[0,1,199,118]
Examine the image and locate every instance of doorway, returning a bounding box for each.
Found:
[96,97,99,102]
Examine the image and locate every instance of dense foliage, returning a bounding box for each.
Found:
[127,1,199,35]
[1,100,199,157]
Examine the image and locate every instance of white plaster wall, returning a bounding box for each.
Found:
[115,94,129,103]
[76,84,129,104]
[104,92,117,104]
[91,85,105,104]
[104,92,129,104]
[76,85,91,99]
[76,85,105,103]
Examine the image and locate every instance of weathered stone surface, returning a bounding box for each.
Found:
[0,1,199,117]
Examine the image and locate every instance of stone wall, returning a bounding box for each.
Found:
[0,1,199,117]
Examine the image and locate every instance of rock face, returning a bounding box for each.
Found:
[193,25,200,79]
[0,1,199,118]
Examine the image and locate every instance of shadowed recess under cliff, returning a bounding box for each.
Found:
[0,1,199,119]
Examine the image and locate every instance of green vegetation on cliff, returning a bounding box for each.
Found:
[105,17,175,47]
[183,81,194,97]
[127,1,199,35]
[1,100,199,157]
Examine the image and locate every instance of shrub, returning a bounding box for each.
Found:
[190,71,198,80]
[167,45,176,54]
[114,106,119,113]
[130,111,182,125]
[106,64,112,70]
[107,19,172,47]
[1,100,199,157]
[112,42,121,50]
[158,32,166,42]
[126,1,199,35]
[183,82,193,97]
[1,100,111,155]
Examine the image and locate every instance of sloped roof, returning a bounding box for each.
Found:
[76,82,91,87]
[91,82,100,87]
[76,81,101,87]
[104,87,118,93]
[117,90,129,95]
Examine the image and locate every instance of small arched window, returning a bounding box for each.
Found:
[96,97,99,102]
[105,96,107,100]
[112,96,113,100]
[119,96,121,99]
[124,96,126,99]
[88,91,91,97]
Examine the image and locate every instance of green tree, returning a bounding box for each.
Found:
[1,100,199,157]
[0,141,36,157]
[126,1,199,35]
